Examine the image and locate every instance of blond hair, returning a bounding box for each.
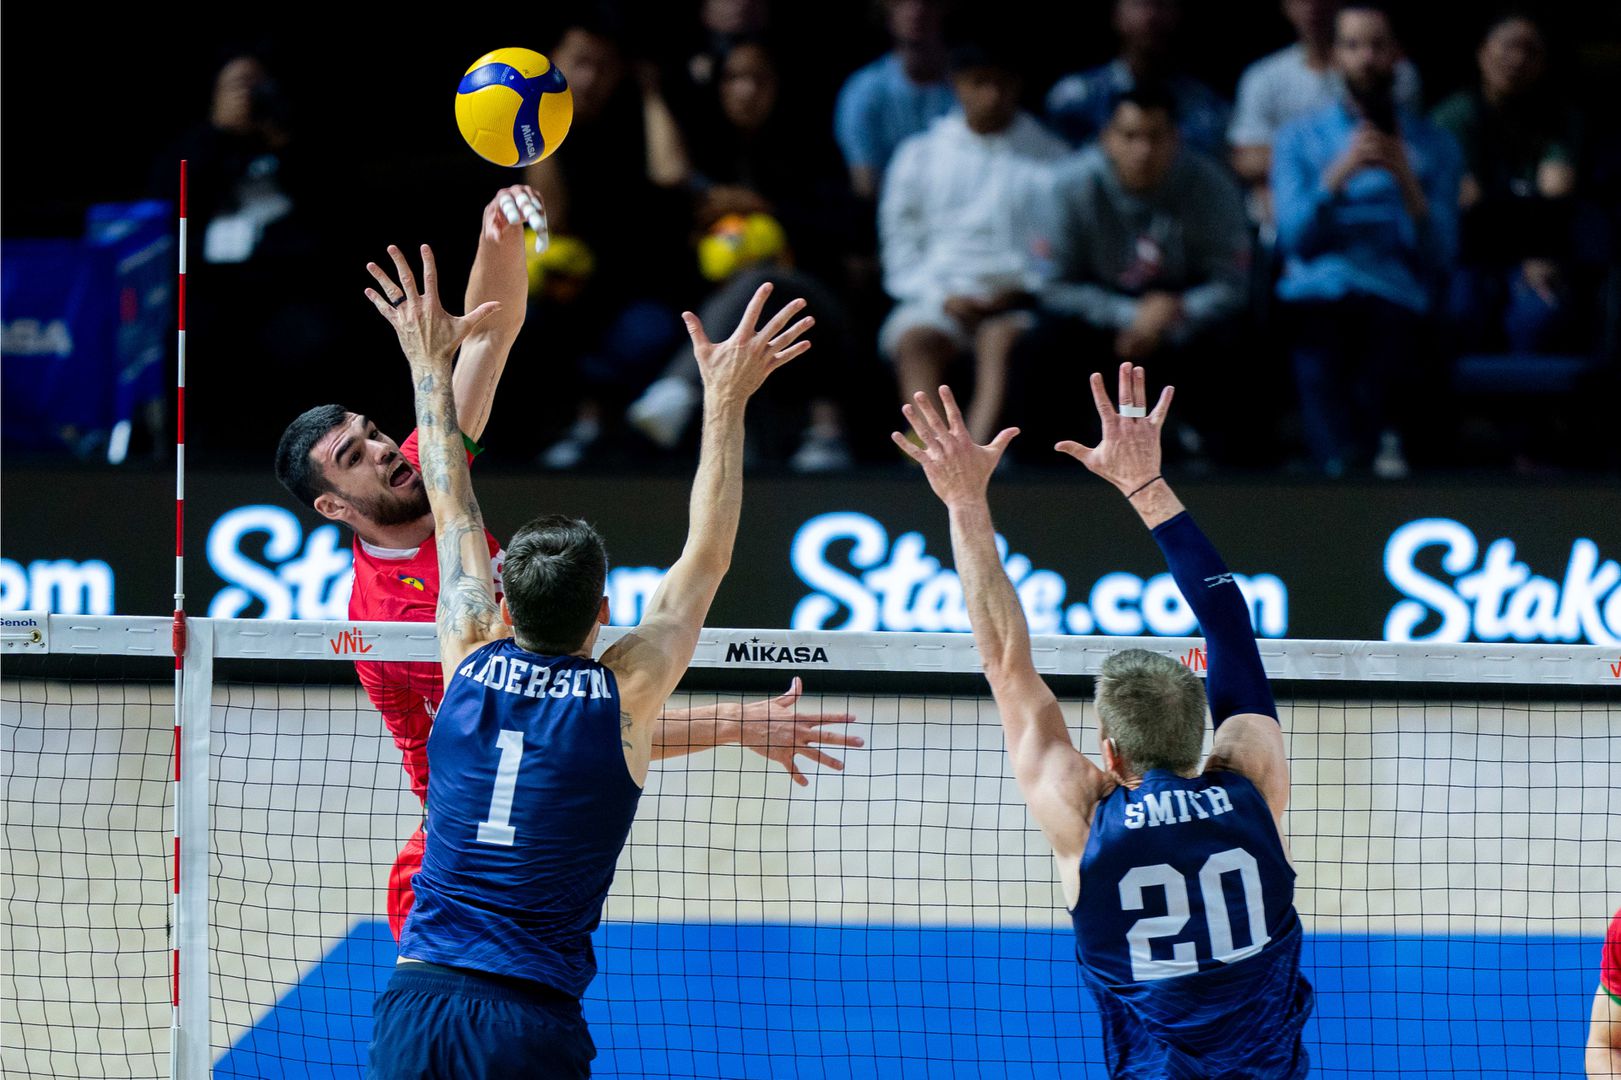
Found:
[1095,648,1207,773]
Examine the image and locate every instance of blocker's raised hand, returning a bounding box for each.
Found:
[1055,361,1173,496]
[682,281,814,404]
[364,243,502,370]
[893,385,1018,509]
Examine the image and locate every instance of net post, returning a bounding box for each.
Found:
[172,617,211,1079]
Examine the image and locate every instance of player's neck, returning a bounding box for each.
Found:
[1113,766,1199,789]
[352,514,435,553]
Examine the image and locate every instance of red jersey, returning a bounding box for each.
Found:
[1604,906,1621,1001]
[348,430,504,803]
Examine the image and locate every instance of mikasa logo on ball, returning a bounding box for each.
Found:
[519,124,537,159]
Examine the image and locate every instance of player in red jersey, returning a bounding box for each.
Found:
[276,187,861,939]
[1589,905,1621,1077]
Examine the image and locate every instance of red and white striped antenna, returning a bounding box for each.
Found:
[170,157,188,1032]
[175,159,188,629]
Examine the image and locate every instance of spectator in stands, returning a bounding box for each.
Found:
[158,50,335,454]
[1046,0,1229,158]
[629,39,860,471]
[1433,11,1581,353]
[663,0,775,129]
[1011,86,1250,461]
[1272,1,1462,478]
[878,41,1066,442]
[1230,0,1422,220]
[835,0,955,201]
[522,19,694,469]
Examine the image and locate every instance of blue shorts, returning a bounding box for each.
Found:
[367,960,595,1079]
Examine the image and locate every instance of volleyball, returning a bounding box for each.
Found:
[454,48,573,167]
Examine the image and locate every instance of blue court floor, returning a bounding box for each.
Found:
[216,923,1599,1078]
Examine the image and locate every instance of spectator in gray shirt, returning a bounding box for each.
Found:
[1010,85,1251,461]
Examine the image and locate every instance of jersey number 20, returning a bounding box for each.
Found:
[1120,847,1270,981]
[475,729,525,846]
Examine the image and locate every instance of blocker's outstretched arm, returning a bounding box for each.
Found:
[601,282,814,783]
[1058,362,1289,824]
[365,243,506,683]
[651,678,863,787]
[896,386,1108,901]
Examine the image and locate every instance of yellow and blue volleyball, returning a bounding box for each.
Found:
[455,48,573,167]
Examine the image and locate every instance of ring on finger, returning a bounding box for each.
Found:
[388,293,407,308]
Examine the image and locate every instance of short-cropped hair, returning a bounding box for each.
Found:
[275,404,349,507]
[504,515,609,655]
[1095,648,1207,773]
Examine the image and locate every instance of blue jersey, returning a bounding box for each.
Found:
[399,639,642,998]
[1073,769,1313,1079]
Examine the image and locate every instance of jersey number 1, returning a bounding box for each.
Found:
[1120,847,1270,981]
[475,729,525,846]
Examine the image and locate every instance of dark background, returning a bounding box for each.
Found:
[3,1,1619,458]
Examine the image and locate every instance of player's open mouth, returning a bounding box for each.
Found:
[389,462,413,488]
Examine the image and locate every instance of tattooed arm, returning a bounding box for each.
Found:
[364,243,508,683]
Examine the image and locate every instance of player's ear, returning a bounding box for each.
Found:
[312,492,345,522]
[597,596,610,625]
[499,597,514,627]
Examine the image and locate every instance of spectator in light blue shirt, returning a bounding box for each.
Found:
[1272,1,1462,478]
[1046,0,1230,158]
[834,0,956,200]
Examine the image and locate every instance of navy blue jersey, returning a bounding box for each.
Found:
[399,639,642,998]
[1073,769,1313,1079]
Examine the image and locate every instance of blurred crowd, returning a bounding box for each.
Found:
[155,0,1621,476]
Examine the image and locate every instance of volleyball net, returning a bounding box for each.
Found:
[3,614,1617,1078]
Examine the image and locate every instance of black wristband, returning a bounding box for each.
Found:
[1126,475,1163,501]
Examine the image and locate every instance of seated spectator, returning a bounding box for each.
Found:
[1230,0,1422,220]
[521,18,695,469]
[683,39,860,285]
[835,0,956,201]
[629,39,860,471]
[662,0,775,129]
[1433,11,1582,353]
[1046,0,1230,158]
[1010,86,1250,461]
[878,41,1067,442]
[1272,1,1462,478]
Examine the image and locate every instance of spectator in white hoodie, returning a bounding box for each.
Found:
[878,41,1067,440]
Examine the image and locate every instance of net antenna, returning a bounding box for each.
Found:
[169,158,211,1080]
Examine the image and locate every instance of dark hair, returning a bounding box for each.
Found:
[1109,82,1179,123]
[946,40,1018,76]
[504,515,609,655]
[275,404,349,507]
[1335,0,1399,38]
[1481,7,1544,43]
